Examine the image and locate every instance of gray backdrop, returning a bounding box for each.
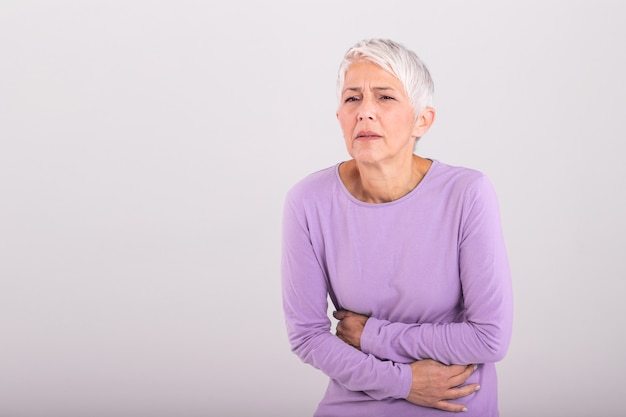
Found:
[2,1,624,416]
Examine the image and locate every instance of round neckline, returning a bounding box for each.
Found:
[334,159,437,207]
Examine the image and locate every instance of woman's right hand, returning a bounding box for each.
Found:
[406,360,480,412]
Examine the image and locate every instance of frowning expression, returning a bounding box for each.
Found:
[337,61,421,165]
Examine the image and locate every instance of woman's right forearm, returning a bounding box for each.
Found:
[286,320,412,400]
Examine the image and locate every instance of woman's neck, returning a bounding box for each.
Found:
[340,155,432,203]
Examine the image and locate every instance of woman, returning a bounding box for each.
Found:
[281,38,513,416]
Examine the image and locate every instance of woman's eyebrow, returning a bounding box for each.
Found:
[343,86,395,93]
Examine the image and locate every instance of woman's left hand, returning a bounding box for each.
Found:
[333,310,369,350]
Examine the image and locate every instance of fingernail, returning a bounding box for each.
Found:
[475,385,481,391]
[473,365,478,371]
[461,407,468,412]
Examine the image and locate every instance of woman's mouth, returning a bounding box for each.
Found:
[355,130,382,140]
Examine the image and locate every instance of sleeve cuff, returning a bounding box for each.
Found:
[361,317,386,358]
[396,362,413,399]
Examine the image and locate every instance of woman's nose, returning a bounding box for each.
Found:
[357,99,377,121]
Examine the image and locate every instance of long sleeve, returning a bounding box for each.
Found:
[359,175,513,365]
[281,193,413,400]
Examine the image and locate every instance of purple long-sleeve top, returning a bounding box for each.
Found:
[281,160,513,417]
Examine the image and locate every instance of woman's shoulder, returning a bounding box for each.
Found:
[428,159,495,197]
[430,159,489,185]
[285,164,339,202]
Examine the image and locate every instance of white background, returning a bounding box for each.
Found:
[1,1,625,416]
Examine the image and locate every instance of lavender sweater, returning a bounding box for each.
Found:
[281,160,513,417]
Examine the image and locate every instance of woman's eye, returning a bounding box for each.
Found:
[380,95,394,100]
[344,96,360,103]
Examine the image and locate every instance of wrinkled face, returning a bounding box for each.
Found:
[337,61,420,165]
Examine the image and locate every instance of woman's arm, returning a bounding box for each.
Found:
[337,176,513,365]
[282,191,480,408]
[281,194,411,400]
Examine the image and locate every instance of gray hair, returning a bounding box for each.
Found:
[336,38,434,115]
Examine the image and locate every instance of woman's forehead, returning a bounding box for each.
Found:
[343,61,404,90]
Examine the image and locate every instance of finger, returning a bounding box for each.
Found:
[433,384,480,413]
[444,363,474,377]
[434,400,469,413]
[444,383,480,400]
[335,320,347,336]
[336,333,353,346]
[448,364,476,387]
[333,310,348,320]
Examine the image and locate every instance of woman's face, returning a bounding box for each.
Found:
[337,61,425,166]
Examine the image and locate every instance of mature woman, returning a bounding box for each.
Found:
[281,38,513,416]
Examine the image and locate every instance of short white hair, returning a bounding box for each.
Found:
[336,38,434,115]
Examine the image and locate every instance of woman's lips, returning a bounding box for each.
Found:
[355,130,382,140]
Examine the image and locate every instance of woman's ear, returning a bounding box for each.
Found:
[412,107,436,138]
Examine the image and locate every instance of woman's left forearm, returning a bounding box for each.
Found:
[360,316,512,365]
